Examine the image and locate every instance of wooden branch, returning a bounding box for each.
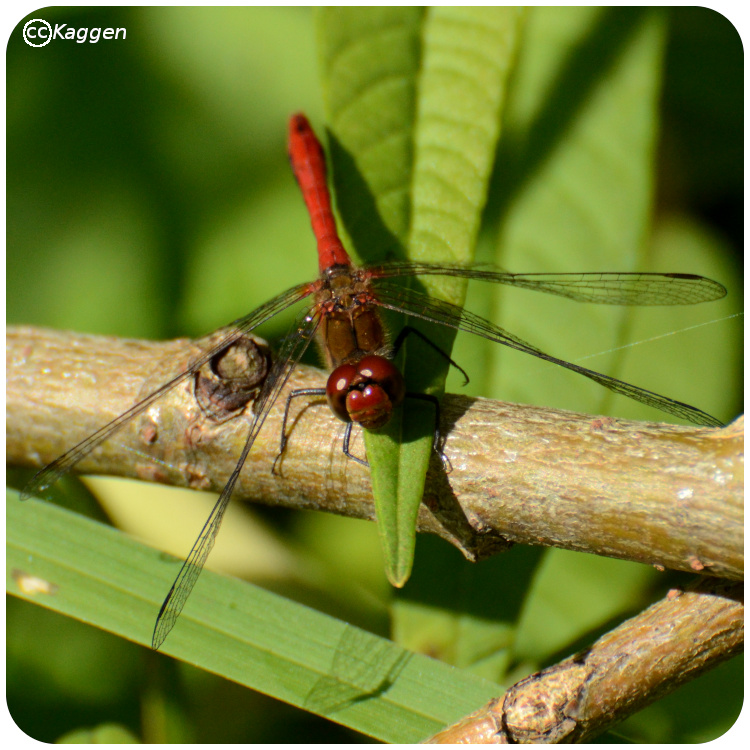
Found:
[7,326,743,578]
[425,577,744,743]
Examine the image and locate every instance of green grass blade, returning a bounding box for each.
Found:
[7,490,501,742]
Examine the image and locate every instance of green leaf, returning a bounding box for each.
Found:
[392,7,524,586]
[476,8,670,412]
[462,5,739,429]
[7,491,501,742]
[317,6,422,257]
[317,8,423,588]
[318,6,523,587]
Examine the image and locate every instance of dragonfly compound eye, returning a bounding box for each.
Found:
[326,363,359,422]
[326,356,406,429]
[355,355,406,409]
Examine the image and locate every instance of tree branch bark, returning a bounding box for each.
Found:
[424,577,743,743]
[6,326,743,578]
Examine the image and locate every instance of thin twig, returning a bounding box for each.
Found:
[6,325,743,577]
[424,577,743,743]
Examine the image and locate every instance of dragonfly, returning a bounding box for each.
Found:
[23,113,727,650]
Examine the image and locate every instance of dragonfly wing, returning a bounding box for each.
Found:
[151,306,322,649]
[21,282,314,501]
[370,263,726,306]
[477,272,728,305]
[151,484,232,650]
[375,284,723,428]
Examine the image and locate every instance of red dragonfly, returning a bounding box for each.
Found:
[23,113,726,650]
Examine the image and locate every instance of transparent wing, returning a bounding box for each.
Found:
[21,282,315,502]
[370,264,727,306]
[151,306,322,650]
[375,284,724,428]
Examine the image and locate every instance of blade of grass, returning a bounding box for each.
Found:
[7,490,501,742]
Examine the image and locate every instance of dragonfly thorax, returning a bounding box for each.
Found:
[315,266,388,369]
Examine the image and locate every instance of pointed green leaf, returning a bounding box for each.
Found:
[317,8,422,587]
[389,7,524,586]
[318,7,523,587]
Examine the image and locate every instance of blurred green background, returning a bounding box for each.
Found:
[7,7,742,743]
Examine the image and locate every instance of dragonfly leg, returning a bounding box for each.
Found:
[392,326,469,385]
[272,387,326,475]
[404,392,452,473]
[342,421,369,467]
